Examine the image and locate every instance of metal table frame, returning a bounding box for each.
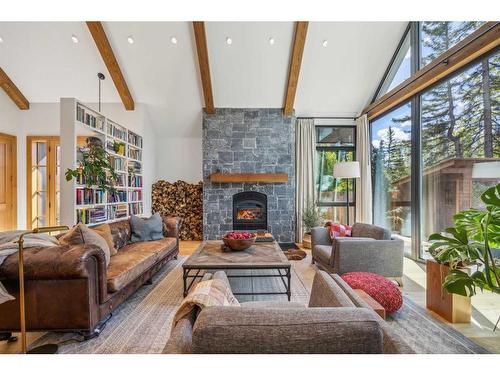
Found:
[182,264,291,301]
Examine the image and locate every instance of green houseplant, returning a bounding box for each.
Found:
[65,137,118,192]
[302,201,324,234]
[428,183,500,297]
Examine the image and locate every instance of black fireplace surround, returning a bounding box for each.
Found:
[232,191,268,231]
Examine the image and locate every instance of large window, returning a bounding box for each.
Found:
[420,53,500,257]
[371,103,412,255]
[315,126,356,225]
[27,136,61,229]
[375,28,412,100]
[369,20,499,260]
[420,22,485,68]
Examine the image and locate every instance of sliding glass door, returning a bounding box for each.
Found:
[420,53,500,257]
[371,103,412,256]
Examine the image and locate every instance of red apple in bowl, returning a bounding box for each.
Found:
[222,232,257,251]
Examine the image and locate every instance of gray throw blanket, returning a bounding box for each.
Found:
[0,231,59,304]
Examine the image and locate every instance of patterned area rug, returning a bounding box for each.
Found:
[30,255,488,354]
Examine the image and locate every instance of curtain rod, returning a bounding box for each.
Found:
[296,116,357,120]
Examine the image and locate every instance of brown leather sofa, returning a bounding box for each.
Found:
[0,215,182,339]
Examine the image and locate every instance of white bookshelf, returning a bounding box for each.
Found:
[60,98,144,226]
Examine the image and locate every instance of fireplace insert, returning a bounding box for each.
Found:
[232,191,267,231]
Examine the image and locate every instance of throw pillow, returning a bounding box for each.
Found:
[59,223,111,266]
[325,222,352,241]
[92,224,118,256]
[130,213,164,243]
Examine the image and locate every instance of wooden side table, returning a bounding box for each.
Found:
[354,289,386,320]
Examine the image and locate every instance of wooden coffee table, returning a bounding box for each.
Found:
[183,240,292,300]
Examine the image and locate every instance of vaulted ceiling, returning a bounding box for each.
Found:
[0,21,407,136]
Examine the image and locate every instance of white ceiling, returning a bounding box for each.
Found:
[0,21,407,136]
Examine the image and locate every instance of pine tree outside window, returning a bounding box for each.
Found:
[369,21,499,260]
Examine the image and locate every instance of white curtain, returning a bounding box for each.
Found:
[355,114,373,223]
[295,118,316,242]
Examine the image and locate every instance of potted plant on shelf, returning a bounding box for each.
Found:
[426,183,500,323]
[65,137,118,192]
[113,140,126,156]
[302,201,323,249]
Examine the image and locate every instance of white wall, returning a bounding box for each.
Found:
[0,96,157,229]
[154,136,202,183]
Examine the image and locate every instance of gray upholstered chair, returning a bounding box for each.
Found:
[311,223,404,286]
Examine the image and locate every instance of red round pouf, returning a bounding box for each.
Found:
[341,272,403,314]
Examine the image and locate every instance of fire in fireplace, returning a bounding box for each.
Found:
[232,191,267,231]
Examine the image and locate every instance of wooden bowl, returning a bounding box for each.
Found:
[222,236,256,251]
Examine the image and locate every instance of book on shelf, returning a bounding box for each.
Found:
[108,190,128,203]
[128,131,143,148]
[76,188,106,205]
[107,122,127,141]
[128,161,142,174]
[108,204,128,220]
[128,175,143,188]
[76,104,104,131]
[115,174,127,187]
[76,206,107,225]
[128,189,142,202]
[109,156,126,171]
[128,147,142,161]
[129,202,143,215]
[106,140,126,156]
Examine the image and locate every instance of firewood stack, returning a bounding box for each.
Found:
[152,180,203,240]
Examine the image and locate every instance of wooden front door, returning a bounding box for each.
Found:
[0,133,17,231]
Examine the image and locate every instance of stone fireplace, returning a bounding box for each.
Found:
[202,108,296,242]
[233,191,268,231]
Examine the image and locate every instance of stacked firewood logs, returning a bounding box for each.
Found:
[152,180,203,240]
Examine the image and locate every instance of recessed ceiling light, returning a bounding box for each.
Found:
[170,36,178,45]
[127,36,135,44]
[0,36,3,43]
[269,37,275,45]
[226,37,232,45]
[322,40,328,47]
[71,35,79,44]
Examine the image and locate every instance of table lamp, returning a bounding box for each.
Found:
[333,161,360,225]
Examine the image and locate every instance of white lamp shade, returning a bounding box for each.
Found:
[333,161,360,178]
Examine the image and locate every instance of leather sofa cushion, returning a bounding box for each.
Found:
[59,224,111,266]
[92,224,118,256]
[109,220,132,250]
[106,237,176,292]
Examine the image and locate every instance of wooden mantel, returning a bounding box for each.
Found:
[209,173,288,183]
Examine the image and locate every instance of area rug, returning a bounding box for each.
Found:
[29,255,488,354]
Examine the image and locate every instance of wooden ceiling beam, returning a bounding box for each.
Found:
[364,22,500,120]
[86,21,135,111]
[193,21,215,114]
[0,67,29,110]
[284,21,309,116]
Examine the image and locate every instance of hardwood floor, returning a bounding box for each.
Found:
[1,240,499,354]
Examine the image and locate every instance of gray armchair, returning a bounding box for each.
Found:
[311,223,404,285]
